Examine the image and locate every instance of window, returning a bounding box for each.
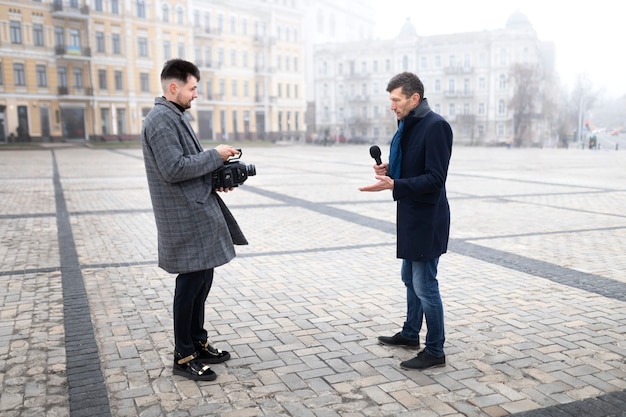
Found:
[385,59,391,71]
[434,79,441,92]
[138,37,148,57]
[230,16,236,33]
[498,99,505,114]
[163,41,171,60]
[136,0,146,18]
[14,64,26,86]
[176,7,184,25]
[177,43,184,59]
[479,77,486,90]
[54,27,64,47]
[294,84,298,98]
[448,79,455,93]
[111,0,119,14]
[94,0,103,12]
[231,49,237,66]
[478,102,485,115]
[193,10,200,27]
[420,56,427,70]
[10,21,22,44]
[140,73,150,92]
[434,55,441,68]
[231,80,238,97]
[98,69,107,89]
[111,34,121,54]
[33,24,44,47]
[114,71,123,90]
[0,62,3,85]
[96,32,105,53]
[69,29,81,48]
[73,68,83,88]
[162,4,169,22]
[449,104,455,117]
[36,65,47,87]
[204,12,211,32]
[116,108,126,134]
[498,74,506,89]
[58,67,68,87]
[100,108,110,135]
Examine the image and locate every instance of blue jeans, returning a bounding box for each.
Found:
[400,258,445,357]
[174,269,214,356]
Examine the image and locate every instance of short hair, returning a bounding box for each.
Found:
[160,59,201,84]
[386,72,424,99]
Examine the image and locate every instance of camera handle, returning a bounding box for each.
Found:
[227,148,243,162]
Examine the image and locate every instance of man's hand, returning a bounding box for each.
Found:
[216,187,235,193]
[215,144,240,161]
[359,175,394,192]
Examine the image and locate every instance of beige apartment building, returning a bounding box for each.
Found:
[0,0,307,143]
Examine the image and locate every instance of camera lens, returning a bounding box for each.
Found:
[246,164,256,177]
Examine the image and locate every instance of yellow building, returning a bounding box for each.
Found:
[0,0,306,143]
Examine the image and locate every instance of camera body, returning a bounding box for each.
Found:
[212,149,256,188]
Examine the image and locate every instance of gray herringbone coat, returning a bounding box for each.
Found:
[141,97,247,274]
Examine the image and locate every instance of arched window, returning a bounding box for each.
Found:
[161,4,169,22]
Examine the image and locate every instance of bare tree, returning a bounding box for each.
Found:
[508,63,543,147]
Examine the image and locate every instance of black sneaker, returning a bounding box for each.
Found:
[400,350,446,370]
[194,340,231,364]
[173,352,217,381]
[378,332,419,350]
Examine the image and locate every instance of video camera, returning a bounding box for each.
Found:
[212,149,256,188]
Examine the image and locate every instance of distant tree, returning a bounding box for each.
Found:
[508,63,543,147]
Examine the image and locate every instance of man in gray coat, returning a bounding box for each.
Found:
[142,59,247,381]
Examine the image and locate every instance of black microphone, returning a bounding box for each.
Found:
[369,145,382,165]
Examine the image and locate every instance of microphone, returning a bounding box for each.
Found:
[369,145,382,165]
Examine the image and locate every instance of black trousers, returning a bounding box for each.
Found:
[173,268,214,356]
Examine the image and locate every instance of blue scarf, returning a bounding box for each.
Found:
[388,120,404,179]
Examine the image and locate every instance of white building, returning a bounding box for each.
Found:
[313,12,556,146]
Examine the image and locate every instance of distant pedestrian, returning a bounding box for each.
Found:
[141,59,248,381]
[359,72,453,370]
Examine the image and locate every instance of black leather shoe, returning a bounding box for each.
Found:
[400,350,446,370]
[194,340,231,364]
[378,332,419,350]
[173,352,217,381]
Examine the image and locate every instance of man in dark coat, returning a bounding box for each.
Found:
[360,72,452,370]
[142,59,247,381]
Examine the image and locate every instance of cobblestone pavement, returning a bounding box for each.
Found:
[1,144,625,417]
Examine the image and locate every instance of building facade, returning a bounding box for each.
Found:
[0,0,308,143]
[313,13,556,146]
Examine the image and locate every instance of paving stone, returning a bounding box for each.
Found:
[1,145,625,417]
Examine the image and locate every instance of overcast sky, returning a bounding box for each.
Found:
[372,0,624,99]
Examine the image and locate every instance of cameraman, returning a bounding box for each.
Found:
[141,59,247,381]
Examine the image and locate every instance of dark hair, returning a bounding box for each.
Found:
[160,59,201,83]
[386,72,424,99]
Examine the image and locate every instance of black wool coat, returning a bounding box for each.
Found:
[391,98,453,261]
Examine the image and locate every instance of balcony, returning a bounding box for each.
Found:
[55,45,92,59]
[58,86,69,95]
[51,1,89,18]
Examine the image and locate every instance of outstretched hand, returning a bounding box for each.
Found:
[359,175,394,192]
